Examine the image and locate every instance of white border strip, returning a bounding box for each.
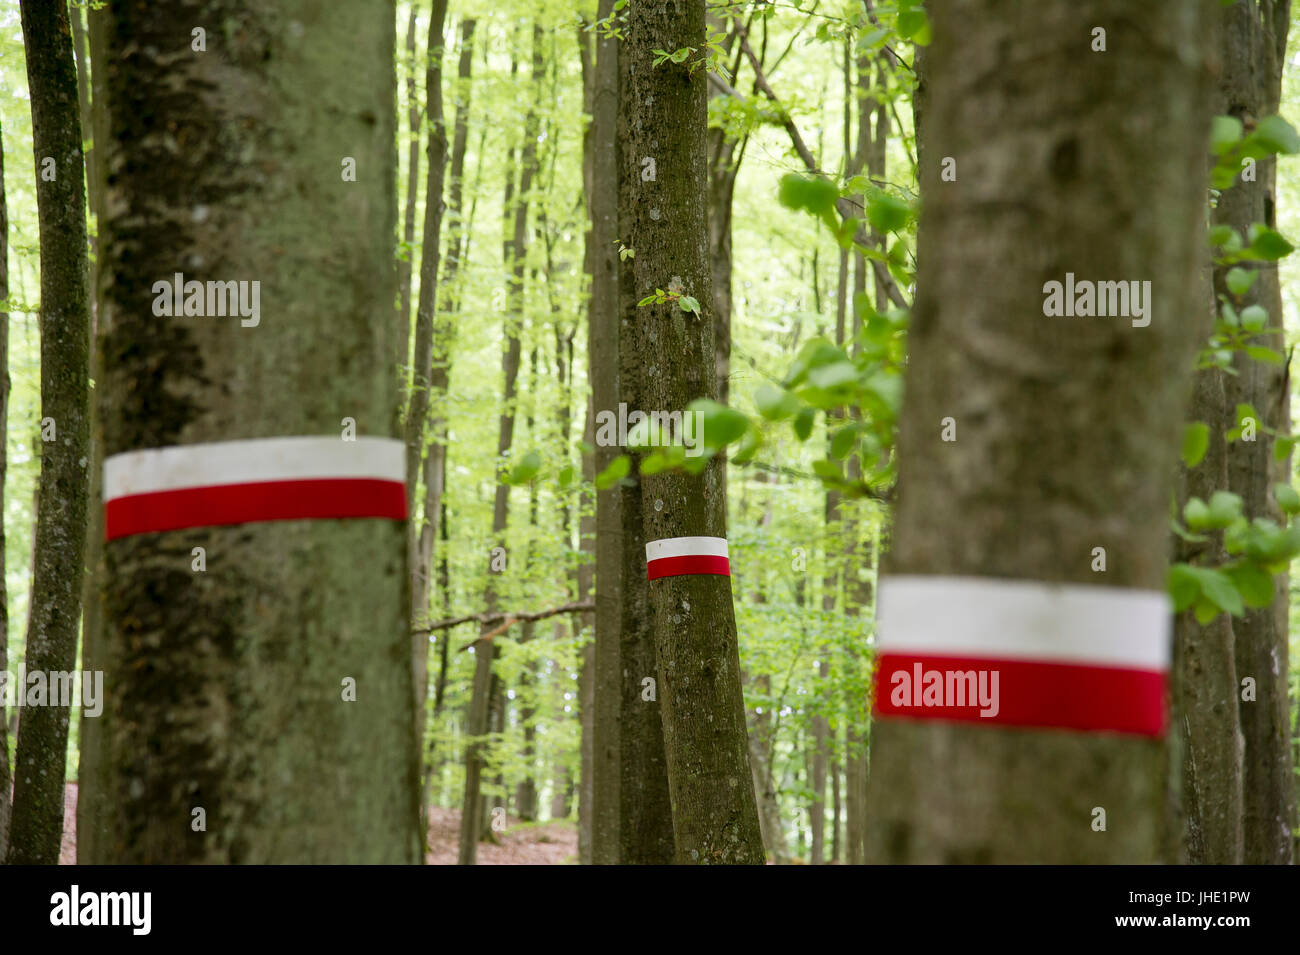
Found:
[105,436,405,499]
[645,536,729,562]
[877,575,1171,670]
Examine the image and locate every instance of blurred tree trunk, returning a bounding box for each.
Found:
[7,0,92,865]
[397,2,420,374]
[865,0,1215,864]
[1217,0,1296,865]
[0,117,10,858]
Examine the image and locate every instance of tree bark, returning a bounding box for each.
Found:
[865,0,1215,864]
[620,0,764,864]
[587,0,629,866]
[1217,0,1295,865]
[407,0,450,773]
[7,0,92,865]
[0,117,10,858]
[91,0,418,863]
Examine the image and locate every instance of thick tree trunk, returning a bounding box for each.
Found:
[865,0,1215,864]
[0,117,10,858]
[7,0,92,865]
[620,0,764,864]
[92,0,418,863]
[1217,0,1295,865]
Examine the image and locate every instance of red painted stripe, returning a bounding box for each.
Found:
[871,652,1167,737]
[647,554,731,580]
[106,478,407,540]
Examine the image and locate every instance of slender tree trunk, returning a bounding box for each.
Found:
[1217,0,1295,865]
[459,28,543,863]
[397,2,420,375]
[620,0,764,864]
[407,0,450,775]
[91,0,418,863]
[587,0,626,865]
[75,0,111,864]
[865,0,1215,864]
[7,0,92,865]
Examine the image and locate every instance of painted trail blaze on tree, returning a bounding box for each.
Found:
[872,576,1170,735]
[103,436,406,539]
[645,536,730,579]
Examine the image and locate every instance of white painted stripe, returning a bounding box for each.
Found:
[105,436,405,500]
[645,536,729,562]
[876,575,1171,670]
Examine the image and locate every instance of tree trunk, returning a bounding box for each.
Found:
[7,0,92,865]
[865,0,1215,864]
[397,2,420,374]
[1217,0,1295,865]
[0,117,10,858]
[459,27,543,863]
[587,0,626,866]
[91,0,418,863]
[620,0,764,865]
[407,0,450,775]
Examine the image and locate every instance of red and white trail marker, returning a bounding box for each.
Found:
[645,535,730,580]
[104,436,406,540]
[872,575,1171,737]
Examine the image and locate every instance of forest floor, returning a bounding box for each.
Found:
[55,784,576,864]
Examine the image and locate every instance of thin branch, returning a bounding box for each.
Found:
[412,600,595,647]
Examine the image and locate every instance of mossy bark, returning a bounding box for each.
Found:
[619,0,765,865]
[93,0,418,863]
[7,0,92,866]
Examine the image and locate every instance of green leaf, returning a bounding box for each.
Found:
[1275,483,1300,515]
[505,450,542,485]
[1207,490,1243,528]
[1239,304,1268,331]
[1245,225,1294,261]
[557,464,575,488]
[1208,224,1238,249]
[1224,267,1258,297]
[812,459,843,482]
[1181,421,1209,468]
[896,9,931,45]
[1184,496,1211,531]
[1210,115,1244,155]
[1245,345,1285,365]
[778,173,840,217]
[1274,435,1296,462]
[1225,561,1275,608]
[637,293,659,307]
[1168,563,1201,612]
[594,455,630,490]
[866,193,911,234]
[1195,567,1244,616]
[829,425,857,460]
[754,383,802,421]
[1192,595,1221,625]
[807,360,859,391]
[1251,114,1300,155]
[793,407,816,442]
[678,295,701,316]
[688,398,750,451]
